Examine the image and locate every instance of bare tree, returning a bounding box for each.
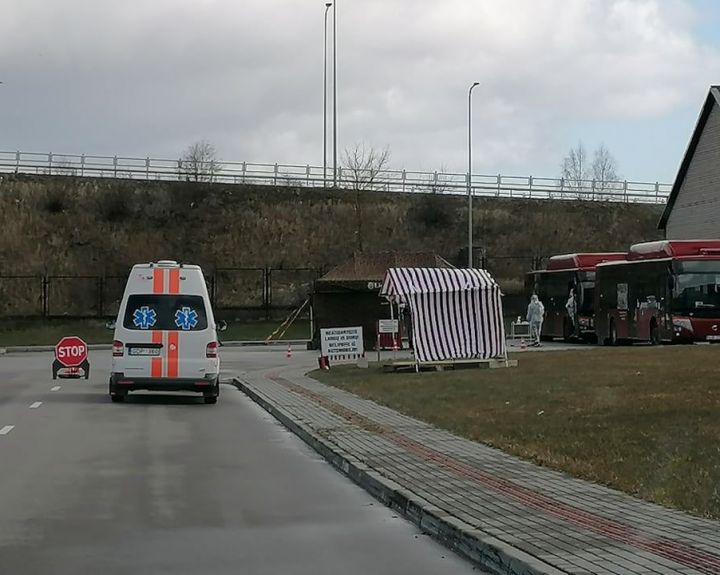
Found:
[340,144,391,252]
[422,164,453,194]
[52,159,77,177]
[342,144,391,191]
[561,141,590,198]
[591,144,621,199]
[179,140,221,182]
[413,165,456,230]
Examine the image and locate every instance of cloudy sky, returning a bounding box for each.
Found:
[1,0,719,183]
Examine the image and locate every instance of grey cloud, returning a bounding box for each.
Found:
[1,0,718,178]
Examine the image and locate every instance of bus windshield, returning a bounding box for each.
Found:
[672,273,720,317]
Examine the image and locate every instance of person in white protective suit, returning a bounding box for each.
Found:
[526,294,545,347]
[565,289,577,338]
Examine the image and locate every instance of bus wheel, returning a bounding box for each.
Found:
[609,320,618,346]
[650,321,661,346]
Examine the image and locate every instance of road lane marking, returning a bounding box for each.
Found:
[51,386,61,392]
[29,402,43,409]
[0,425,15,435]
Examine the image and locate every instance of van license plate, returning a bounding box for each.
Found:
[129,347,161,356]
[707,336,720,341]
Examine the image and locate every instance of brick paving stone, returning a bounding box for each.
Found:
[236,366,720,575]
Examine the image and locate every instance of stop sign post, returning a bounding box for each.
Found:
[53,336,90,380]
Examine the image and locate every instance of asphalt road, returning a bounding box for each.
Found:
[0,348,480,574]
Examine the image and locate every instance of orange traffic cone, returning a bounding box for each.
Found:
[520,338,527,351]
[286,345,293,359]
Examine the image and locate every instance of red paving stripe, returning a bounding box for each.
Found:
[268,374,720,575]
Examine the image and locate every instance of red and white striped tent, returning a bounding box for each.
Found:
[380,268,506,363]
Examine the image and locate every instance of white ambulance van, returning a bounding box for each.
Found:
[110,261,220,404]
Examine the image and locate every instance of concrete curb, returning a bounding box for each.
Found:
[0,340,308,354]
[233,376,564,575]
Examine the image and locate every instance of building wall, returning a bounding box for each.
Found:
[666,101,720,239]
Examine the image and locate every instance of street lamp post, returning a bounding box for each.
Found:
[467,81,480,269]
[323,2,332,187]
[332,0,338,187]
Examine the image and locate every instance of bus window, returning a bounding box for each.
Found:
[617,283,628,311]
[673,274,720,317]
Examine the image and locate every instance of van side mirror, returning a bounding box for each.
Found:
[217,320,228,332]
[105,320,116,330]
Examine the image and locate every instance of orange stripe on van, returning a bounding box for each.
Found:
[169,268,180,295]
[153,268,165,294]
[151,331,163,378]
[167,332,179,378]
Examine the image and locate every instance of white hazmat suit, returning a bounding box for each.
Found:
[526,294,545,346]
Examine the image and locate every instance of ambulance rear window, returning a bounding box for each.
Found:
[124,295,209,331]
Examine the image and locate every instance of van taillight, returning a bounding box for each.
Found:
[113,340,124,357]
[206,341,219,358]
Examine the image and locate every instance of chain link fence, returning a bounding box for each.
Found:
[0,259,548,321]
[0,268,322,320]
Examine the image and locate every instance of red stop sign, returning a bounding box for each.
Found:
[55,336,88,368]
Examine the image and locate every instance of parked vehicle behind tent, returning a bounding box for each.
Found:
[526,253,626,342]
[595,240,720,345]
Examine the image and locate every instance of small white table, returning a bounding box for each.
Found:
[511,320,531,341]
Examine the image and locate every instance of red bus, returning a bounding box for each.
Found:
[595,240,720,345]
[526,253,626,341]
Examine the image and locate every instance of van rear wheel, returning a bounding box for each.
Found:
[109,378,126,403]
[203,379,220,404]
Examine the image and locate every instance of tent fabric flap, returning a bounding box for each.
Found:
[380,267,496,298]
[381,267,506,362]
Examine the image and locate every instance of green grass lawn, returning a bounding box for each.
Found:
[0,319,310,347]
[311,346,720,519]
[0,320,112,346]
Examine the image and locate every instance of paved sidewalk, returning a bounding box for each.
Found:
[235,359,720,575]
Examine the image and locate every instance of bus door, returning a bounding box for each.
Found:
[614,282,631,338]
[635,272,666,340]
[636,296,659,339]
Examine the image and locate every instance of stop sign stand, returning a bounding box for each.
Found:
[52,336,90,380]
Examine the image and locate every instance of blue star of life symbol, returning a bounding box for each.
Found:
[174,307,199,331]
[132,306,157,330]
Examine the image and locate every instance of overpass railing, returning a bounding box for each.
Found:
[0,150,672,204]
